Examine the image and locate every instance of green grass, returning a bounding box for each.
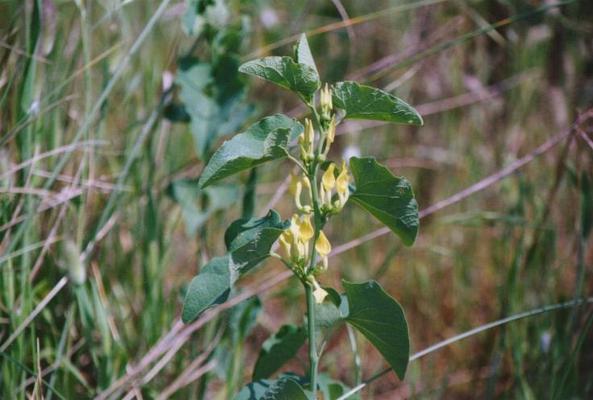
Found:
[1,0,592,398]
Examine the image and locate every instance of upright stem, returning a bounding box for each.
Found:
[305,282,319,396]
[306,159,321,397]
[304,101,326,398]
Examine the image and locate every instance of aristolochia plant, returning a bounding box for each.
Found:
[182,34,423,399]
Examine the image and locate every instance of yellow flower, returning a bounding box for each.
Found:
[296,214,314,241]
[336,161,350,207]
[289,174,303,208]
[315,230,331,257]
[315,230,331,271]
[322,163,336,192]
[320,163,336,206]
[279,230,293,259]
[289,174,300,196]
[290,175,312,213]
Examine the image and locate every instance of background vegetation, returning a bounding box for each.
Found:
[1,0,592,398]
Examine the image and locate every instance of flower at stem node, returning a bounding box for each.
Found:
[317,161,351,215]
[315,230,331,271]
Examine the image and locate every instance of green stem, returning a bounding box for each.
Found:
[301,100,330,398]
[305,282,319,396]
[308,170,322,273]
[305,153,322,398]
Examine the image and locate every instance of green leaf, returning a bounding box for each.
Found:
[181,256,233,323]
[253,325,306,380]
[295,34,318,76]
[342,280,410,380]
[236,379,273,400]
[182,211,288,323]
[332,81,423,125]
[262,378,310,400]
[349,157,419,246]
[199,114,303,188]
[236,377,310,400]
[239,56,320,102]
[225,210,290,273]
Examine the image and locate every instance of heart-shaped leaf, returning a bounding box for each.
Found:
[332,81,423,125]
[199,114,303,188]
[342,280,410,380]
[182,255,233,323]
[239,56,320,102]
[253,325,306,380]
[182,210,289,323]
[349,157,419,246]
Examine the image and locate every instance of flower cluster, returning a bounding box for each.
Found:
[320,161,349,214]
[278,84,352,303]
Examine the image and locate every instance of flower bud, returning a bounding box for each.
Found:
[300,119,315,161]
[320,83,333,118]
[305,118,314,145]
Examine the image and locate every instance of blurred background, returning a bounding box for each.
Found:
[1,0,593,398]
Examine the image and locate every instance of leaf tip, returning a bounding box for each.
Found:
[197,176,210,190]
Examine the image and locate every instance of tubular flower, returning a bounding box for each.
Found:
[290,174,312,213]
[279,229,294,260]
[289,174,303,208]
[335,161,350,208]
[295,214,314,242]
[320,83,333,120]
[315,230,331,271]
[320,163,336,206]
[299,118,315,161]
